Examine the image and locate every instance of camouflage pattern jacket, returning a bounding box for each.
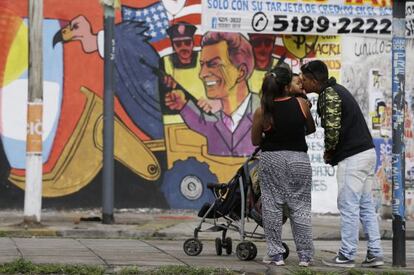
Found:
[316,80,374,166]
[317,86,341,152]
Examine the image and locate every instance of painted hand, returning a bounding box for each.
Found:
[163,75,177,89]
[165,89,186,110]
[197,98,222,113]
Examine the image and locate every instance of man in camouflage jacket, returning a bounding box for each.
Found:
[301,60,384,268]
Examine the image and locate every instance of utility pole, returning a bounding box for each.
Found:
[391,0,406,267]
[100,0,119,224]
[24,0,43,223]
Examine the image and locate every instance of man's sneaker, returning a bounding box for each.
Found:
[322,252,355,268]
[361,252,384,267]
[263,254,285,266]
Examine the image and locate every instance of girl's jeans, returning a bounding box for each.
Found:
[336,148,383,260]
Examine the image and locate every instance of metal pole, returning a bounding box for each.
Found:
[391,0,406,267]
[24,0,43,223]
[102,3,115,224]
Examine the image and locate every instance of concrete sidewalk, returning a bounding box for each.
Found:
[0,209,413,240]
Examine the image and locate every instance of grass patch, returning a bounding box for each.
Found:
[292,268,337,275]
[1,260,410,275]
[118,266,141,274]
[0,261,236,275]
[291,268,410,275]
[145,265,236,275]
[348,269,409,275]
[0,259,104,275]
[119,265,237,275]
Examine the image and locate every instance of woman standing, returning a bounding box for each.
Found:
[251,66,315,266]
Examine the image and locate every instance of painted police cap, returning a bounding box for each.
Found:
[166,22,197,40]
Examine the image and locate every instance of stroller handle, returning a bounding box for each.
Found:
[252,147,261,156]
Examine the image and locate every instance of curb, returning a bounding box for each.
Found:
[1,227,414,240]
[0,227,57,238]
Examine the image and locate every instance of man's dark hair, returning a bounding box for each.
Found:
[300,60,329,83]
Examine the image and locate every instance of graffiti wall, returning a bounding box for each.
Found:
[0,0,413,218]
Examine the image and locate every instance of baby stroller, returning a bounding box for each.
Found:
[183,148,290,261]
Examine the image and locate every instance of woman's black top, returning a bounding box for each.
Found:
[261,97,308,152]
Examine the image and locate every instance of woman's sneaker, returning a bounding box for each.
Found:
[263,254,285,266]
[322,252,355,268]
[361,251,384,267]
[298,256,312,267]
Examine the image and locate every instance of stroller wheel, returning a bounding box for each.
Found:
[236,241,257,261]
[248,243,257,260]
[282,242,290,259]
[223,237,232,255]
[215,238,222,256]
[183,238,203,256]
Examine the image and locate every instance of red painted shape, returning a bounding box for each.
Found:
[9,0,152,177]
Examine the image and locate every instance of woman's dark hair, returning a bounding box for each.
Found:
[260,66,292,125]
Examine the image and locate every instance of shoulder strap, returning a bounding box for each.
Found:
[296,97,308,119]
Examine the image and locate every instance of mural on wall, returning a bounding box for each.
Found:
[0,0,168,208]
[1,0,413,218]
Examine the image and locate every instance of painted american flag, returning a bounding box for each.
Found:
[121,0,202,57]
[122,3,170,42]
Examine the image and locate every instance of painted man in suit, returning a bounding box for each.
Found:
[165,32,258,157]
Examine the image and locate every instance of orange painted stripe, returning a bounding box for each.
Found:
[194,35,202,46]
[171,14,201,25]
[152,39,171,52]
[121,0,159,8]
[187,0,201,5]
[0,6,21,89]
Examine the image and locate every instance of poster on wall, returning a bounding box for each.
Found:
[341,34,414,218]
[306,94,338,213]
[202,0,392,37]
[342,36,391,214]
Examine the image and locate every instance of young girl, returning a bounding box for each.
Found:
[290,73,312,108]
[290,73,305,95]
[251,67,316,266]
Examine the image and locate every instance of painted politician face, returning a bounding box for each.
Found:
[199,41,243,99]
